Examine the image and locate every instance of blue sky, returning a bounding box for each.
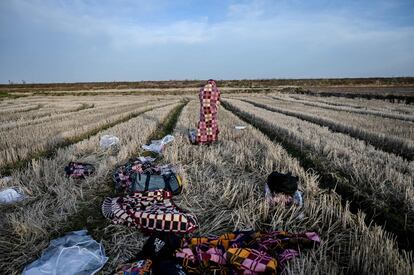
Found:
[0,0,413,83]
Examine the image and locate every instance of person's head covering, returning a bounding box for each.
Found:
[206,79,216,86]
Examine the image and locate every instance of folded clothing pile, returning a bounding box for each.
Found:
[113,157,182,195]
[102,189,198,234]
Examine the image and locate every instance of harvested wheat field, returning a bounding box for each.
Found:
[0,87,413,274]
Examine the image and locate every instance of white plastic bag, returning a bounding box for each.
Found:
[142,135,175,154]
[138,156,156,163]
[23,230,108,275]
[0,187,24,204]
[100,135,120,149]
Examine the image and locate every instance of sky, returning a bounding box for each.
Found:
[0,0,413,83]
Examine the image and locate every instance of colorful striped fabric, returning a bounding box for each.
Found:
[196,79,221,144]
[226,247,277,274]
[175,230,320,274]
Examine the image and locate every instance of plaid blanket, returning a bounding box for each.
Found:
[175,230,320,274]
[196,80,221,144]
[102,189,198,234]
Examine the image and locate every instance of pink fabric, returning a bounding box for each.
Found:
[196,80,221,144]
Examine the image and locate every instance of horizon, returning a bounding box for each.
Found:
[1,0,414,83]
[2,76,414,86]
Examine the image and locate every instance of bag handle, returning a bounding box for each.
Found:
[163,174,172,192]
[145,173,151,192]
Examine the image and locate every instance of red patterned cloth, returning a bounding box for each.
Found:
[196,79,221,144]
[102,189,198,234]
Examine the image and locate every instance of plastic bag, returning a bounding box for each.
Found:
[100,135,120,149]
[138,156,156,163]
[23,230,108,275]
[0,187,24,204]
[142,135,175,154]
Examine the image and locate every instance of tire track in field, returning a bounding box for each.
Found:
[270,95,414,122]
[66,100,189,234]
[0,102,173,176]
[60,100,188,273]
[243,98,414,161]
[222,99,414,251]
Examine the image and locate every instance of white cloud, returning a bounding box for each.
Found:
[7,0,414,52]
[2,0,413,80]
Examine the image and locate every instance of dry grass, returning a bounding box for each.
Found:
[234,94,414,160]
[270,94,414,122]
[159,101,413,274]
[287,93,414,116]
[0,102,180,274]
[0,91,413,274]
[0,96,178,170]
[223,98,414,248]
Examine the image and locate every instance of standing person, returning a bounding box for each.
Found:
[196,79,221,145]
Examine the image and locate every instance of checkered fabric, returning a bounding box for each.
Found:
[225,247,277,274]
[175,230,320,274]
[113,259,152,275]
[102,189,198,234]
[64,162,95,179]
[196,80,221,144]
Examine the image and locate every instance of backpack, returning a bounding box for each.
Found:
[267,172,298,194]
[113,158,183,195]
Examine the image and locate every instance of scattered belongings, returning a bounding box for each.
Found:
[100,134,120,149]
[142,135,175,154]
[114,230,320,274]
[175,230,320,274]
[65,162,95,179]
[23,230,108,275]
[114,232,185,275]
[0,187,24,204]
[113,157,182,195]
[102,189,198,234]
[265,172,303,207]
